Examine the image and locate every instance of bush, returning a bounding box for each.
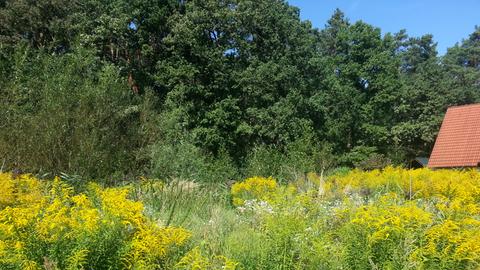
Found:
[0,46,143,179]
[243,134,335,182]
[340,146,393,170]
[150,138,239,183]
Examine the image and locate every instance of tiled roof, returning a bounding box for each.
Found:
[428,104,480,168]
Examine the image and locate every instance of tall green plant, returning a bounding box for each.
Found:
[0,46,142,179]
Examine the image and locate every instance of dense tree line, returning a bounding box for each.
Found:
[1,0,479,181]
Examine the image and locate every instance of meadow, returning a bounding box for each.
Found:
[1,167,480,269]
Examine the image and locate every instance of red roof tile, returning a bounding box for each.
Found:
[428,104,480,168]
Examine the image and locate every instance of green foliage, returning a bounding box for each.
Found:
[150,135,239,183]
[1,0,480,180]
[340,145,392,170]
[0,0,80,49]
[243,132,335,182]
[157,0,323,159]
[0,46,142,179]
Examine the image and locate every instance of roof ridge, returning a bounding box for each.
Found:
[448,103,480,110]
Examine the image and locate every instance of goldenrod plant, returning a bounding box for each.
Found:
[231,176,277,206]
[228,167,480,269]
[2,168,480,269]
[0,173,236,270]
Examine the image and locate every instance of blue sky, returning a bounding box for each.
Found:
[287,0,480,55]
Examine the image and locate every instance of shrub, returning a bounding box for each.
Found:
[0,47,143,179]
[149,133,238,183]
[243,138,335,183]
